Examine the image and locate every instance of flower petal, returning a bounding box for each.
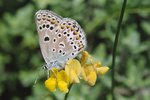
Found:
[58,80,69,93]
[93,62,102,68]
[66,59,81,75]
[81,51,89,65]
[57,70,69,84]
[65,66,80,84]
[70,69,80,83]
[96,66,109,75]
[87,71,97,86]
[81,65,97,86]
[81,67,87,81]
[65,59,81,84]
[45,78,57,92]
[84,64,94,75]
[50,68,58,78]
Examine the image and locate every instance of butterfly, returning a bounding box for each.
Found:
[35,10,87,70]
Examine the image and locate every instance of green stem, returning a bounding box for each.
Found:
[64,84,73,100]
[111,0,127,100]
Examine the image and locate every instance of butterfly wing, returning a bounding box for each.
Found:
[54,18,87,66]
[35,10,63,65]
[36,10,87,69]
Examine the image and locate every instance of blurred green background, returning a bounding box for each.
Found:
[0,0,150,100]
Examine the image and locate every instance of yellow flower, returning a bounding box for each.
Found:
[44,51,109,93]
[57,80,68,93]
[87,71,97,86]
[81,65,97,86]
[81,51,89,65]
[45,59,82,93]
[65,59,81,84]
[57,70,69,93]
[96,66,109,75]
[45,78,57,92]
[80,51,109,86]
[57,70,69,84]
[45,68,69,93]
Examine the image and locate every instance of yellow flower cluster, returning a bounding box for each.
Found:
[45,51,109,93]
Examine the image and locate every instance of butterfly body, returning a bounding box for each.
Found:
[36,10,87,70]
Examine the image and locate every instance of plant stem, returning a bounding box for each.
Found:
[64,84,73,100]
[111,0,127,100]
